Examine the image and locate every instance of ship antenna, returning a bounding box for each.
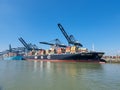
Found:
[92,43,95,51]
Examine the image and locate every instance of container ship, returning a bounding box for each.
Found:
[20,23,106,63]
[1,44,24,60]
[23,51,104,62]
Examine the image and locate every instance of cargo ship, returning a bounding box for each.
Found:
[23,51,105,62]
[21,23,106,63]
[2,52,23,60]
[3,56,23,60]
[1,44,23,60]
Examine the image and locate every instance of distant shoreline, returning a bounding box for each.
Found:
[102,56,120,63]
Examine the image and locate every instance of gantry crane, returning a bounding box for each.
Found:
[18,37,39,50]
[57,23,83,47]
[39,38,67,48]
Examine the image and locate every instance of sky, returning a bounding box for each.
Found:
[0,0,120,55]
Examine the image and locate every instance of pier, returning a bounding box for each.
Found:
[102,56,120,63]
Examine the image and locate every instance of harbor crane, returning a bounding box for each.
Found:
[57,23,83,47]
[9,44,12,52]
[39,38,67,48]
[18,37,39,50]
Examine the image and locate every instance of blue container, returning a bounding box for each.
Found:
[3,56,23,60]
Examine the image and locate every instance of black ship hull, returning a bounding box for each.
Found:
[23,52,106,62]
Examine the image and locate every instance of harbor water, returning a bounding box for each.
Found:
[0,60,120,90]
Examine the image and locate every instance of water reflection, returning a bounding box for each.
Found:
[33,61,37,72]
[32,61,103,79]
[0,86,3,90]
[0,61,120,90]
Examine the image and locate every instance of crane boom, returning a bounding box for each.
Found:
[58,23,83,47]
[58,24,72,44]
[40,42,67,47]
[40,42,54,46]
[69,35,83,47]
[9,44,12,52]
[18,37,39,50]
[18,37,32,50]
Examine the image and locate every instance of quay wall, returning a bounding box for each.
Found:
[102,56,120,63]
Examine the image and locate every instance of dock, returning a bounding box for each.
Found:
[102,56,120,63]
